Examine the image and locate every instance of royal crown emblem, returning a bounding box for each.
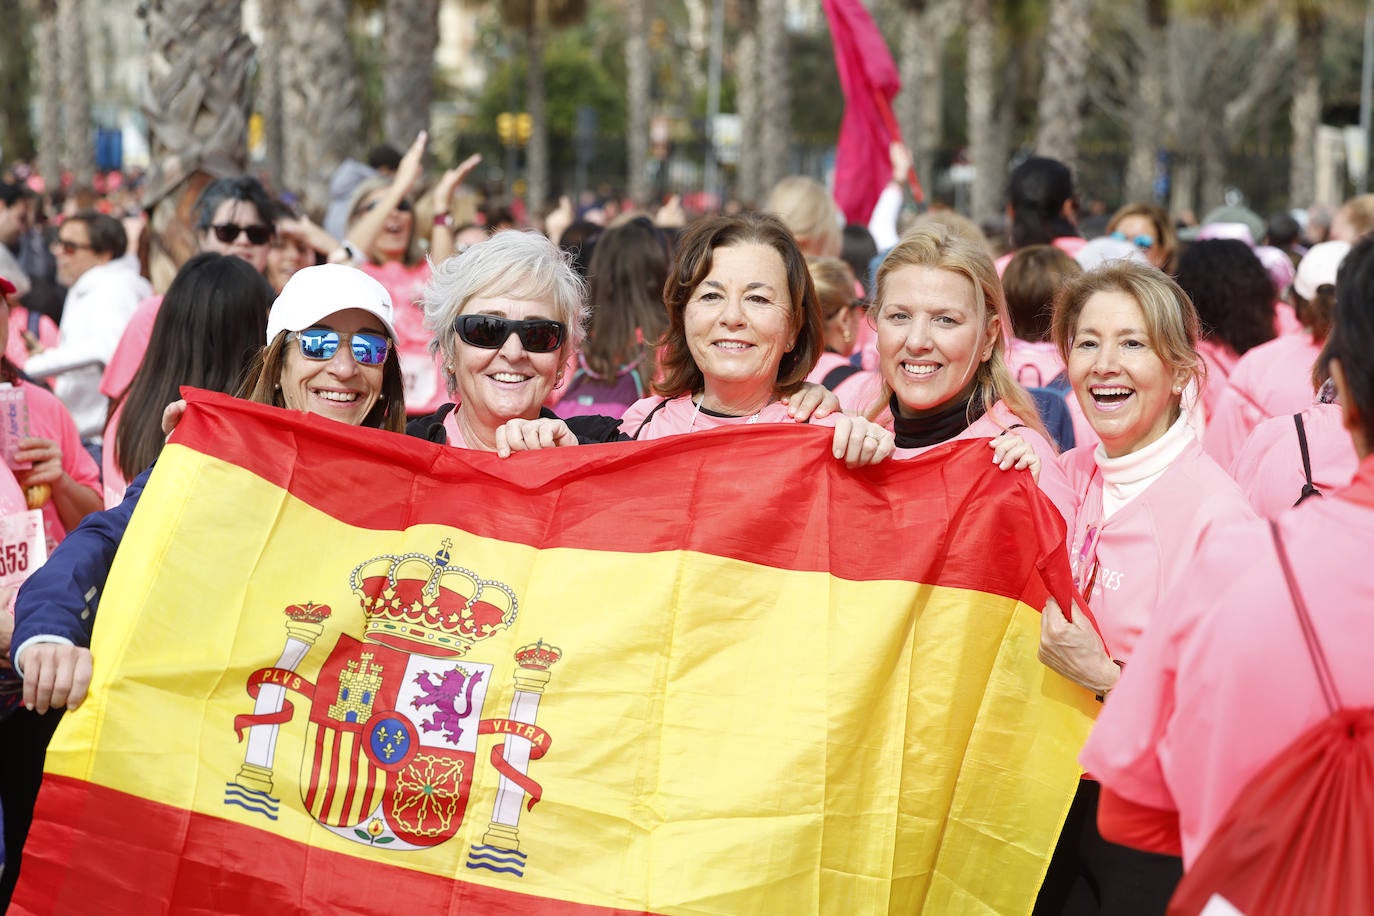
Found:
[226,541,560,876]
[352,539,518,658]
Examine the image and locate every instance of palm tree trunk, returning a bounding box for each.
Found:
[258,0,286,190]
[282,0,364,215]
[1034,0,1091,172]
[525,4,550,222]
[625,0,651,206]
[141,0,254,204]
[757,0,790,192]
[897,0,957,197]
[735,26,761,206]
[967,0,999,225]
[35,0,63,192]
[383,0,439,147]
[1124,0,1168,203]
[1288,3,1322,208]
[57,0,95,186]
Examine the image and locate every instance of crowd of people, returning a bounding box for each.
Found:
[0,138,1370,913]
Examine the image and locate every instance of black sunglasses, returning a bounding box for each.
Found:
[211,222,273,245]
[362,198,413,215]
[455,314,566,353]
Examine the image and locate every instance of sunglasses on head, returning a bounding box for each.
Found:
[362,198,414,215]
[287,327,391,366]
[455,314,566,353]
[212,222,273,246]
[1110,231,1154,250]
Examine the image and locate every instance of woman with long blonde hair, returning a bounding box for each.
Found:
[866,224,1074,517]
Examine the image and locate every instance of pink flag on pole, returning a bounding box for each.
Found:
[824,0,905,224]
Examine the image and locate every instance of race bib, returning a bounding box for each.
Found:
[0,508,47,590]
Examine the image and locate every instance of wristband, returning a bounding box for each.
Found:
[433,213,454,230]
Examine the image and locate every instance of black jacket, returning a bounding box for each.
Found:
[405,403,627,445]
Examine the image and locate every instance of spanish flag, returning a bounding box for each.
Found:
[13,390,1096,915]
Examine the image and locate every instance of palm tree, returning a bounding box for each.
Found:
[57,0,95,186]
[281,0,364,214]
[1123,0,1169,203]
[35,0,62,191]
[1288,0,1323,208]
[625,0,651,206]
[967,0,1000,224]
[734,0,762,205]
[894,0,960,196]
[383,0,440,147]
[258,0,286,190]
[140,0,254,201]
[1034,0,1092,172]
[757,0,790,191]
[488,0,587,221]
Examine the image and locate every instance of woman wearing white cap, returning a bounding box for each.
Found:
[8,264,406,766]
[1204,240,1351,469]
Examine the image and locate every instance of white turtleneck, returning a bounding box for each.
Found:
[1095,412,1195,519]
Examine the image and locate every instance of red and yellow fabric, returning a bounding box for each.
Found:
[13,390,1097,916]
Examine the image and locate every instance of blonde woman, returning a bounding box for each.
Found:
[866,224,1075,518]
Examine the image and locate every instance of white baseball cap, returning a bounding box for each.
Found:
[1292,241,1351,301]
[266,263,398,344]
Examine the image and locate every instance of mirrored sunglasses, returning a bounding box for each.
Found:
[455,314,565,353]
[212,222,273,245]
[1109,231,1154,250]
[287,328,391,366]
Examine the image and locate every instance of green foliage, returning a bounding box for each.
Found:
[474,30,626,138]
[788,28,843,144]
[0,0,35,162]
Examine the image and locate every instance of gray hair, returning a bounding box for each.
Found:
[422,230,588,394]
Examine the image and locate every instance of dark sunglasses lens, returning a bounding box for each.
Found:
[396,199,413,213]
[213,223,272,245]
[458,315,510,348]
[297,329,339,360]
[350,332,390,365]
[517,321,565,353]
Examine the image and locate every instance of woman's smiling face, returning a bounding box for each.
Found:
[1067,290,1188,457]
[876,265,998,418]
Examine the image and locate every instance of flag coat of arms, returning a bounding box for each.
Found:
[13,390,1097,915]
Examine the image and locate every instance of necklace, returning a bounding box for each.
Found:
[689,394,773,431]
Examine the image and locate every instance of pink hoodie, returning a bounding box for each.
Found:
[1081,455,1374,865]
[1229,402,1358,519]
[1203,332,1323,469]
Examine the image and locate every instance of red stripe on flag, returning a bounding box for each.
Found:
[11,775,659,916]
[167,390,1071,605]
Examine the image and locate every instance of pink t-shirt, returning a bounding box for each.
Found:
[805,352,883,414]
[1229,402,1358,520]
[1195,338,1240,422]
[1273,301,1302,337]
[6,305,60,373]
[1080,458,1374,865]
[1057,437,1256,661]
[360,260,447,417]
[102,400,128,507]
[892,400,1075,523]
[1203,332,1323,469]
[619,394,802,440]
[101,293,162,400]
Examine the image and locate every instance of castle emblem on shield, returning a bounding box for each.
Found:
[224,540,560,876]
